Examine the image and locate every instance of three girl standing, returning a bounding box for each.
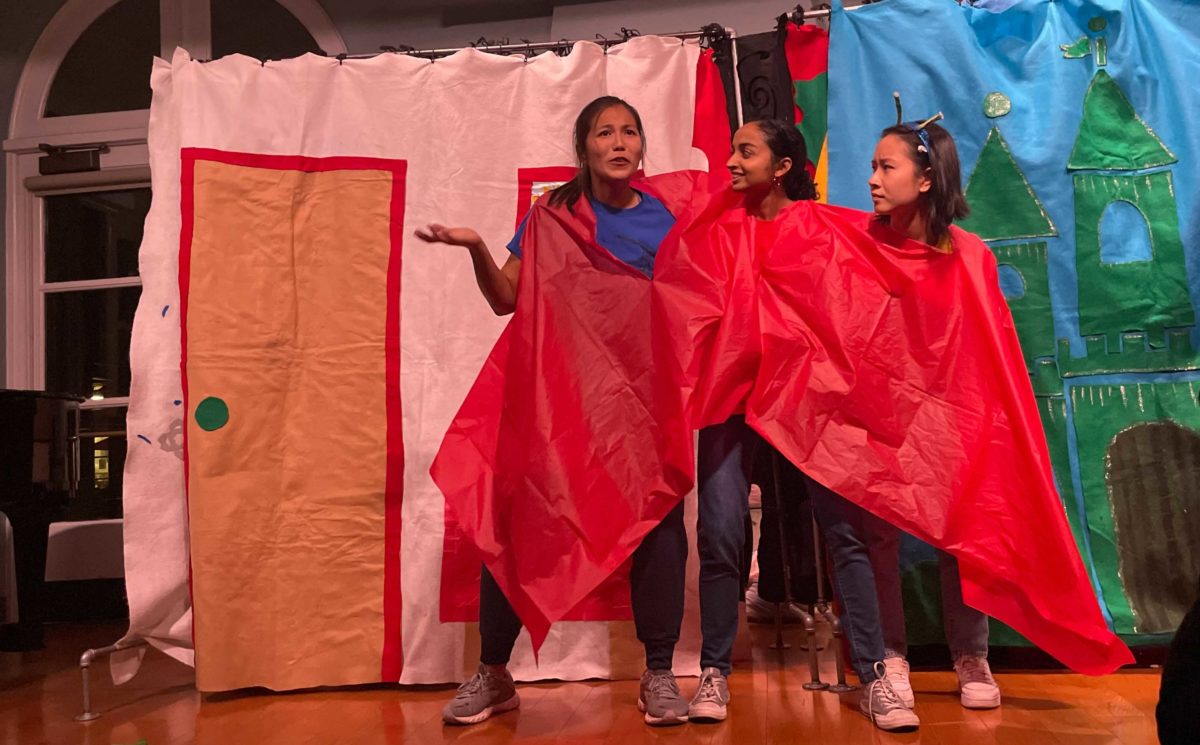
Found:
[422,94,1003,733]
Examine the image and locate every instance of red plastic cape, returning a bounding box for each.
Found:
[655,191,1133,675]
[430,173,702,650]
[433,175,1132,673]
[431,47,731,649]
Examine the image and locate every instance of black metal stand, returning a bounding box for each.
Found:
[765,451,857,693]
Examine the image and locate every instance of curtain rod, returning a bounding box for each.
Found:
[333,8,831,62]
[337,31,706,61]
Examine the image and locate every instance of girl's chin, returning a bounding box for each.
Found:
[731,181,767,194]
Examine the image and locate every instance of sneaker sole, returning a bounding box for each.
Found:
[637,698,688,726]
[443,693,520,725]
[687,702,728,723]
[960,691,1001,709]
[860,706,919,732]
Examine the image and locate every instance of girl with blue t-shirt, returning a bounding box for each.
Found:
[416,95,689,728]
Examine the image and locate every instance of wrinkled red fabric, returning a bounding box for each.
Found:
[656,194,1133,674]
[430,49,1129,673]
[430,173,703,651]
[431,48,729,650]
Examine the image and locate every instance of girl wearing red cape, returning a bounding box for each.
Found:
[418,96,691,728]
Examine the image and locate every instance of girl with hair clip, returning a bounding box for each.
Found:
[417,95,691,728]
[684,119,919,732]
[657,99,1127,732]
[865,111,1002,711]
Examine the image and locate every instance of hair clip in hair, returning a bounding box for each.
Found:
[893,87,944,155]
[905,112,943,155]
[914,112,944,129]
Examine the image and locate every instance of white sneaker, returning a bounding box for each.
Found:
[955,655,1001,709]
[859,662,919,731]
[883,656,915,708]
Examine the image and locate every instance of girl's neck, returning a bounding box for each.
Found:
[885,201,932,244]
[745,185,794,221]
[590,175,639,209]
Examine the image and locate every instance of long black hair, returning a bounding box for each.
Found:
[879,122,969,246]
[546,95,646,211]
[750,119,818,201]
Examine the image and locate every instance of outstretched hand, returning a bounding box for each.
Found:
[414,224,482,249]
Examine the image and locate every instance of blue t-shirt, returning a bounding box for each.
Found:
[506,192,675,278]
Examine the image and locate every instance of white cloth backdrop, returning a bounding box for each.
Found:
[119,37,714,687]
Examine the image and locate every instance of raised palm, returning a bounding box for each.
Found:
[415,224,481,248]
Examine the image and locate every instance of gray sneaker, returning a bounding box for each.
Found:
[442,664,520,725]
[637,669,688,726]
[688,667,730,723]
[859,662,920,732]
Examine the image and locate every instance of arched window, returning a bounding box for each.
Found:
[1099,199,1153,265]
[996,264,1027,300]
[5,0,346,519]
[1106,420,1200,633]
[44,0,160,118]
[9,0,346,139]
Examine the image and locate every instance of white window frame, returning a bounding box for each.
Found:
[9,146,151,412]
[4,0,347,395]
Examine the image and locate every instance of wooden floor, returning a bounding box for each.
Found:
[1,622,1162,745]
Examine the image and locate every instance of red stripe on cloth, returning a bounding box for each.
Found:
[514,166,578,231]
[179,152,197,653]
[381,164,407,681]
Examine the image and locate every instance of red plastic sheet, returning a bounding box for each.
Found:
[430,174,701,649]
[432,51,1131,674]
[658,192,1133,674]
[434,49,729,638]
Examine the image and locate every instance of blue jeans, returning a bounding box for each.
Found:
[696,416,760,674]
[868,521,990,660]
[806,475,886,683]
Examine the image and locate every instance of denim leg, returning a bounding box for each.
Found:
[697,416,759,674]
[866,517,908,658]
[630,500,687,670]
[479,566,523,666]
[807,476,885,683]
[939,551,990,659]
